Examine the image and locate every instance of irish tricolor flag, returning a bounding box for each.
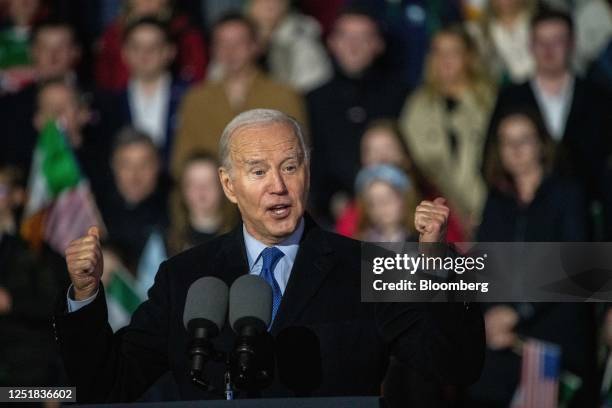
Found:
[106,267,143,331]
[21,120,105,254]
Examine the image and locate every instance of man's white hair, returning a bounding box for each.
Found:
[218,109,309,170]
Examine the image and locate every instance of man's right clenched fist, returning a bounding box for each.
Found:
[65,226,103,300]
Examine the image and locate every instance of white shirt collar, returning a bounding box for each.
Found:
[127,73,172,146]
[532,74,574,99]
[531,74,575,140]
[129,72,172,95]
[243,217,305,270]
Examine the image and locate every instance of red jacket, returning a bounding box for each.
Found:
[335,199,467,243]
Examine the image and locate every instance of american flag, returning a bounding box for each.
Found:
[511,339,561,408]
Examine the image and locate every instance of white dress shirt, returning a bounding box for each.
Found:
[243,217,304,294]
[128,74,171,147]
[531,75,575,141]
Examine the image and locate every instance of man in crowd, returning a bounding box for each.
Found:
[99,127,169,278]
[171,13,306,177]
[112,17,188,168]
[32,79,112,193]
[306,8,410,224]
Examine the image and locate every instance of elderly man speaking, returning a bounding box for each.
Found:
[56,109,484,404]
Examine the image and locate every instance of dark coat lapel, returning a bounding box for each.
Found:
[523,82,541,116]
[271,215,335,334]
[562,77,583,143]
[214,223,249,286]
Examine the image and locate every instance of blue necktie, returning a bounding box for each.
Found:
[259,247,284,325]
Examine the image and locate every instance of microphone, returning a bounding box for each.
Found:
[183,276,229,390]
[276,326,322,396]
[228,274,275,392]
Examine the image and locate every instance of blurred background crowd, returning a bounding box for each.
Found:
[1,0,612,406]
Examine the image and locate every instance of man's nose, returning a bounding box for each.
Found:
[269,169,288,194]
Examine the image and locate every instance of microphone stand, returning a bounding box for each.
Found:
[224,355,234,400]
[188,332,225,392]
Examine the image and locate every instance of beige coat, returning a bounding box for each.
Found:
[399,87,494,224]
[171,70,306,177]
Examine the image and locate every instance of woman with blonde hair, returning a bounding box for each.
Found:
[167,151,237,255]
[399,25,495,238]
[467,0,536,84]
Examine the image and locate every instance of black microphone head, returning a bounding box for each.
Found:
[276,326,322,396]
[183,276,229,336]
[229,274,272,334]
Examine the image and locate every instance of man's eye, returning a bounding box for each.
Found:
[284,165,297,172]
[252,169,265,176]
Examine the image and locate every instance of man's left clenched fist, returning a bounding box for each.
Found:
[415,197,449,243]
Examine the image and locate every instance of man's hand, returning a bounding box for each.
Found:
[65,226,103,300]
[484,305,519,350]
[0,286,12,315]
[415,197,449,243]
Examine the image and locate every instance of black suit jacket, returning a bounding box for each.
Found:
[53,216,485,404]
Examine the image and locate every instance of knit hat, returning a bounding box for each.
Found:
[355,164,411,194]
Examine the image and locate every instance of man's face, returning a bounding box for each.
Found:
[35,83,79,128]
[112,143,160,205]
[531,20,573,76]
[31,27,80,80]
[328,15,384,76]
[122,25,175,80]
[34,83,88,147]
[213,21,258,76]
[219,122,309,245]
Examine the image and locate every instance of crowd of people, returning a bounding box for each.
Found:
[0,0,612,406]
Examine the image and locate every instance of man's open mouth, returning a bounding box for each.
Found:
[267,204,291,218]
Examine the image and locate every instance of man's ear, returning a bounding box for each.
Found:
[219,167,238,204]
